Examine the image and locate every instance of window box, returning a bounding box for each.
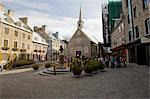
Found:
[34,49,38,52]
[38,50,41,52]
[12,48,18,51]
[20,49,26,52]
[2,47,9,50]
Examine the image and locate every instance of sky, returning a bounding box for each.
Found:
[0,0,107,42]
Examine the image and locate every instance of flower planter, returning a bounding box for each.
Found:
[72,66,82,78]
[2,47,9,50]
[12,48,18,51]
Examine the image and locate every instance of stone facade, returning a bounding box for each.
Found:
[0,4,33,62]
[32,32,48,62]
[68,7,99,59]
[122,0,150,66]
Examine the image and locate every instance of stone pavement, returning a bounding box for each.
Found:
[0,63,149,99]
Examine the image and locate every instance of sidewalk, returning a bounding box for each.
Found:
[0,68,33,75]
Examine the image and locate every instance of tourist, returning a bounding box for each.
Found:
[111,56,115,68]
[122,55,127,67]
[0,63,3,71]
[100,56,104,64]
[105,56,109,68]
[116,55,121,68]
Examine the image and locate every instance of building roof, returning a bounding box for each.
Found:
[32,32,49,46]
[0,9,32,33]
[80,29,99,44]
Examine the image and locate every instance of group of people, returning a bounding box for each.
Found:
[99,55,127,68]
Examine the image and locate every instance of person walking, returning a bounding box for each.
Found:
[0,63,3,71]
[116,55,121,68]
[111,56,115,68]
[122,55,126,67]
[105,56,109,68]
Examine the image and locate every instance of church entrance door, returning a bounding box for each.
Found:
[76,51,81,58]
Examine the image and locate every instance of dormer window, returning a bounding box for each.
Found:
[15,22,21,27]
[34,37,38,41]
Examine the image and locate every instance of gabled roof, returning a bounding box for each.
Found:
[0,10,32,33]
[32,32,49,45]
[70,29,99,44]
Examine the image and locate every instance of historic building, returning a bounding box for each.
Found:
[111,18,126,59]
[0,4,33,62]
[32,32,48,62]
[122,0,150,66]
[34,26,67,61]
[68,7,99,58]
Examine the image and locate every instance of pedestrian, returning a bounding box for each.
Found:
[111,56,115,68]
[122,55,126,67]
[116,55,121,68]
[0,63,3,71]
[105,56,109,68]
[100,56,104,64]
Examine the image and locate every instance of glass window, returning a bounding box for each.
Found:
[135,26,139,38]
[128,15,130,24]
[14,31,18,37]
[5,28,9,34]
[28,35,31,40]
[145,18,150,34]
[23,33,25,39]
[142,0,148,9]
[4,40,8,47]
[14,41,17,48]
[128,31,131,41]
[22,43,25,49]
[133,6,137,18]
[27,44,30,50]
[126,0,128,7]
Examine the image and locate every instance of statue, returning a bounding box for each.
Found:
[57,46,65,69]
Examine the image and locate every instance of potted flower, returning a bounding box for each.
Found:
[98,62,105,72]
[32,64,39,70]
[83,61,93,76]
[12,48,18,51]
[72,60,83,78]
[72,65,83,78]
[45,62,51,68]
[2,46,9,50]
[92,61,99,74]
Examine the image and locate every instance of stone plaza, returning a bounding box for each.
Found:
[0,63,149,99]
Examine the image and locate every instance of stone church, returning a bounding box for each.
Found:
[68,7,100,58]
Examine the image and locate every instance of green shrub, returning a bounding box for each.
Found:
[72,65,83,76]
[98,62,105,70]
[71,59,83,77]
[83,61,93,74]
[32,64,39,70]
[14,60,34,67]
[45,63,51,68]
[92,61,99,71]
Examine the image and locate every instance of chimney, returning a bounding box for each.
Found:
[34,25,46,33]
[0,4,5,12]
[7,10,14,16]
[53,32,59,39]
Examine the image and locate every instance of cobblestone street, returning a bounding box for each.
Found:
[0,64,149,99]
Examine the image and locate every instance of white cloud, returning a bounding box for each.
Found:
[0,0,104,42]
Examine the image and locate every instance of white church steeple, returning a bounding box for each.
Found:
[77,5,84,30]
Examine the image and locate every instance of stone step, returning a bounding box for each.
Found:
[47,67,70,72]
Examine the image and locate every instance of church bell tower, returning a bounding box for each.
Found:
[77,5,84,30]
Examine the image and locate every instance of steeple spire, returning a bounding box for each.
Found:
[79,4,82,21]
[77,4,84,30]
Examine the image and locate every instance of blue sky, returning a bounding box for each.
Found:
[0,0,107,42]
